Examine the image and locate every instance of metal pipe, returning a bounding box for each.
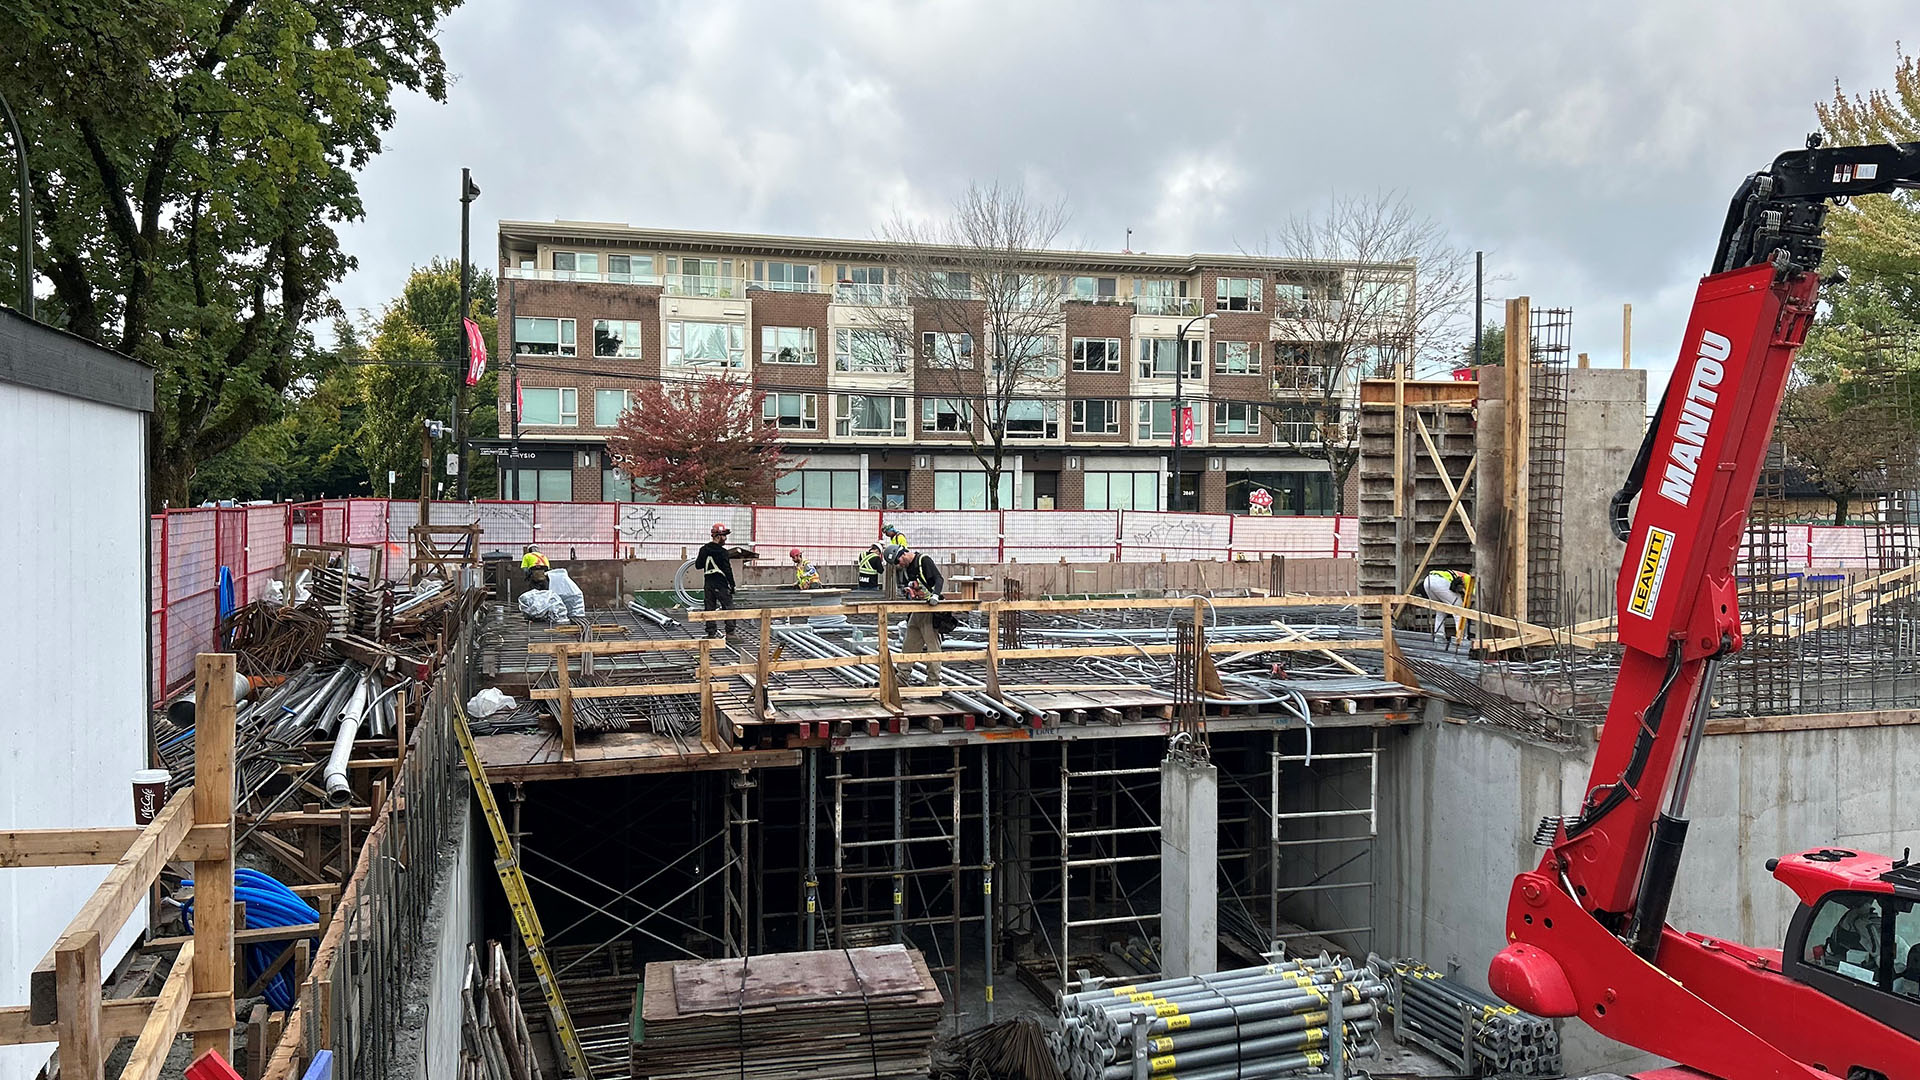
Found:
[324,673,372,807]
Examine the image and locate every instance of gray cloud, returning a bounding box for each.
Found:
[336,0,1914,389]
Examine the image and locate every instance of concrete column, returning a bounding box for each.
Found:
[1160,755,1218,976]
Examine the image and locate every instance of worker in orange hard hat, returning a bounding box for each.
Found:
[790,548,821,589]
[696,522,758,643]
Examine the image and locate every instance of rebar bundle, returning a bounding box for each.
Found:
[933,1019,1065,1080]
[1370,957,1561,1077]
[223,601,331,673]
[1050,956,1385,1080]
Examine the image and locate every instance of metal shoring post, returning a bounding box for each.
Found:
[805,747,819,950]
[981,744,995,1022]
[892,748,907,944]
[1270,729,1280,942]
[1059,740,1071,984]
[833,750,846,947]
[510,781,526,982]
[1329,980,1346,1080]
[723,774,739,957]
[949,745,962,1023]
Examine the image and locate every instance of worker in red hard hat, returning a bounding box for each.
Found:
[696,522,757,643]
[790,548,821,589]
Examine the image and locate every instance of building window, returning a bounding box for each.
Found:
[666,320,747,370]
[776,469,860,508]
[928,270,972,296]
[1351,277,1410,312]
[1136,279,1195,316]
[753,260,818,291]
[1214,340,1260,376]
[1272,280,1309,310]
[921,331,975,369]
[603,467,656,502]
[1071,398,1122,435]
[668,257,731,296]
[1024,471,1059,510]
[1227,471,1334,516]
[594,389,631,427]
[516,317,576,356]
[1271,345,1329,392]
[762,393,819,431]
[997,334,1060,377]
[1213,401,1260,435]
[834,328,908,373]
[551,251,599,277]
[1137,337,1202,379]
[996,399,1059,439]
[835,394,909,438]
[870,469,908,510]
[593,320,645,359]
[1137,399,1176,440]
[1216,276,1262,311]
[1072,337,1121,373]
[1084,471,1159,511]
[607,254,653,282]
[834,264,898,305]
[934,471,992,510]
[1067,275,1118,300]
[921,397,974,433]
[520,387,577,427]
[509,469,573,502]
[1273,404,1320,443]
[761,326,817,365]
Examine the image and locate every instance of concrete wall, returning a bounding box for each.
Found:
[1559,367,1646,622]
[0,383,149,1080]
[1375,716,1920,1075]
[389,796,481,1080]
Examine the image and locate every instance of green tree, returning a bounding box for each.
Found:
[0,0,457,508]
[1471,323,1506,367]
[353,259,498,498]
[1818,47,1920,322]
[191,319,371,502]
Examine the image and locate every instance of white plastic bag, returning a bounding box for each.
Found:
[518,589,568,621]
[262,579,287,606]
[546,568,587,618]
[466,688,516,718]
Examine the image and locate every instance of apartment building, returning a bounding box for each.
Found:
[488,222,1405,514]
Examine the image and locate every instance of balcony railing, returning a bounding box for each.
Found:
[506,266,663,285]
[832,282,909,306]
[1270,365,1332,393]
[1134,295,1204,317]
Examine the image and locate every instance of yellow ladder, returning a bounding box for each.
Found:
[456,709,592,1079]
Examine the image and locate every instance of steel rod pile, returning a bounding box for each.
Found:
[633,944,943,1080]
[1051,956,1385,1080]
[933,1019,1065,1080]
[1372,957,1560,1077]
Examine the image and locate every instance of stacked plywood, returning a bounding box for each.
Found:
[632,944,944,1080]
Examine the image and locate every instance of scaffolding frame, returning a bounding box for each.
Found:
[1266,729,1380,954]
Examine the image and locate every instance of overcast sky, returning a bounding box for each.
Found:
[334,0,1914,389]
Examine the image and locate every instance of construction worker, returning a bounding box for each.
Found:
[1420,568,1475,643]
[894,547,945,685]
[521,545,551,588]
[881,522,907,550]
[855,543,885,589]
[697,523,757,642]
[790,548,821,589]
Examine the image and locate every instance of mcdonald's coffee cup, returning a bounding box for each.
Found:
[132,769,171,825]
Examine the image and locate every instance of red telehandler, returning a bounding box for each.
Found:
[1488,138,1920,1079]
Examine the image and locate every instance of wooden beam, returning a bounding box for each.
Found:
[1705,708,1920,736]
[697,639,719,749]
[122,940,195,1080]
[984,607,1002,698]
[755,612,774,722]
[1622,302,1632,368]
[1399,594,1599,648]
[0,823,219,869]
[55,930,102,1080]
[1392,360,1406,519]
[556,642,576,763]
[0,994,229,1048]
[1412,412,1476,543]
[1398,449,1482,603]
[29,796,195,1023]
[1506,296,1531,622]
[191,653,237,1061]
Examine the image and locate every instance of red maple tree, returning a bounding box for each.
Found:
[607,377,791,504]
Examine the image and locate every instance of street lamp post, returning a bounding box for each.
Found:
[1170,310,1215,511]
[456,168,481,500]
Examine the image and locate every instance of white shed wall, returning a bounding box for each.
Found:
[0,381,148,1080]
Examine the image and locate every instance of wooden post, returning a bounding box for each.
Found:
[1391,359,1407,518]
[1504,297,1531,622]
[192,653,237,1063]
[55,930,103,1080]
[755,611,774,721]
[1621,303,1633,368]
[698,639,719,749]
[1577,352,1590,369]
[984,606,1002,698]
[1379,598,1416,688]
[555,643,576,762]
[394,684,409,769]
[875,607,899,711]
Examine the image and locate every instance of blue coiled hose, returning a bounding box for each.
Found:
[181,868,320,1010]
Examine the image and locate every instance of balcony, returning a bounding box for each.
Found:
[505,266,662,285]
[1270,364,1332,394]
[1134,295,1203,317]
[832,282,909,307]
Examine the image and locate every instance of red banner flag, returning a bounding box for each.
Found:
[464,317,488,386]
